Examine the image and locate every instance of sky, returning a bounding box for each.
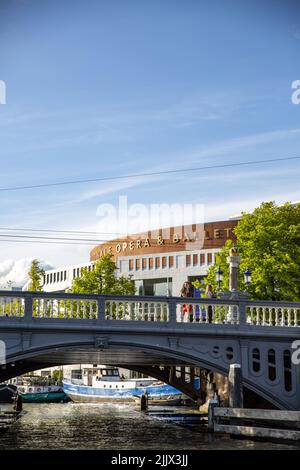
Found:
[0,0,300,286]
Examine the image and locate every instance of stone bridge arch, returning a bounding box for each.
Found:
[1,333,297,410]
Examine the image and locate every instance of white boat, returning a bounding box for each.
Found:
[63,367,182,404]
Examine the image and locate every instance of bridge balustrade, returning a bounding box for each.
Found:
[0,292,299,327]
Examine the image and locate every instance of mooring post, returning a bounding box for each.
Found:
[208,395,219,432]
[140,394,148,411]
[228,363,243,408]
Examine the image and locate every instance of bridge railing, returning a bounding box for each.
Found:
[0,291,299,327]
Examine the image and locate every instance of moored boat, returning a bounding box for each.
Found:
[15,377,69,403]
[63,367,182,404]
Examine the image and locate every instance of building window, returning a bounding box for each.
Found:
[283,350,292,392]
[200,254,205,265]
[129,259,134,271]
[186,255,191,267]
[135,259,140,270]
[268,349,276,381]
[77,268,80,277]
[207,253,213,265]
[142,258,147,270]
[162,256,167,268]
[169,256,174,268]
[252,348,261,373]
[43,275,46,285]
[50,273,53,283]
[53,273,56,283]
[64,271,67,281]
[193,254,198,266]
[155,257,160,269]
[46,274,49,284]
[73,268,76,278]
[149,258,154,270]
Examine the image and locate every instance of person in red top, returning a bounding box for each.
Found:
[180,281,193,321]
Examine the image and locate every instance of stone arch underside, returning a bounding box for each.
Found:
[0,339,289,409]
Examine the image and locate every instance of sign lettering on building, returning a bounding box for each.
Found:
[96,227,233,257]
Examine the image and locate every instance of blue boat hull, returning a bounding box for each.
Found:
[63,381,182,403]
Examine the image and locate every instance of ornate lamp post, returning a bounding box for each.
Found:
[215,267,223,290]
[244,268,252,288]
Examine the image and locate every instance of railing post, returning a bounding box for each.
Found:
[168,299,177,326]
[238,300,247,326]
[97,296,106,322]
[24,294,33,321]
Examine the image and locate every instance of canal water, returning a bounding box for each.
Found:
[0,403,299,450]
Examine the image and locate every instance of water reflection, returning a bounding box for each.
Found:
[0,403,298,450]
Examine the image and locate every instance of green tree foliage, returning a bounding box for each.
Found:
[71,253,136,295]
[235,201,300,301]
[52,369,63,383]
[205,202,300,301]
[28,259,45,292]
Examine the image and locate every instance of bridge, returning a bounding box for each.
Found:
[0,290,299,410]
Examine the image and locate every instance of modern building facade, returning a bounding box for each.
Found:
[28,219,238,295]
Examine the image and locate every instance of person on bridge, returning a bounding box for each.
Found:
[180,281,194,322]
[204,284,216,323]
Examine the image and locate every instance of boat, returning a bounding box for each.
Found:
[14,377,69,403]
[63,367,182,404]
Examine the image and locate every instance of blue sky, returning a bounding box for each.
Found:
[0,0,300,282]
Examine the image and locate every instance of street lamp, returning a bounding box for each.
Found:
[244,268,252,288]
[215,267,223,290]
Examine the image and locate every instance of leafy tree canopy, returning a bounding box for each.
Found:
[205,202,300,301]
[71,253,136,295]
[28,259,45,292]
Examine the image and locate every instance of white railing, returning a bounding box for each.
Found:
[105,300,169,322]
[0,291,299,327]
[0,297,25,317]
[175,301,239,324]
[31,297,98,319]
[246,305,300,327]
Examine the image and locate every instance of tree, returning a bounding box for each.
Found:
[71,253,136,295]
[52,369,63,383]
[235,201,300,301]
[205,202,300,301]
[28,259,45,291]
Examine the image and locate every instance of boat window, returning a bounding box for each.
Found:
[103,385,106,388]
[109,385,112,388]
[122,385,124,388]
[116,385,118,388]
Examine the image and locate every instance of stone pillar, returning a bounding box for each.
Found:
[226,249,241,293]
[226,248,241,322]
[228,363,243,408]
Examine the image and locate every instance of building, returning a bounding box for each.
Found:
[30,218,238,295]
